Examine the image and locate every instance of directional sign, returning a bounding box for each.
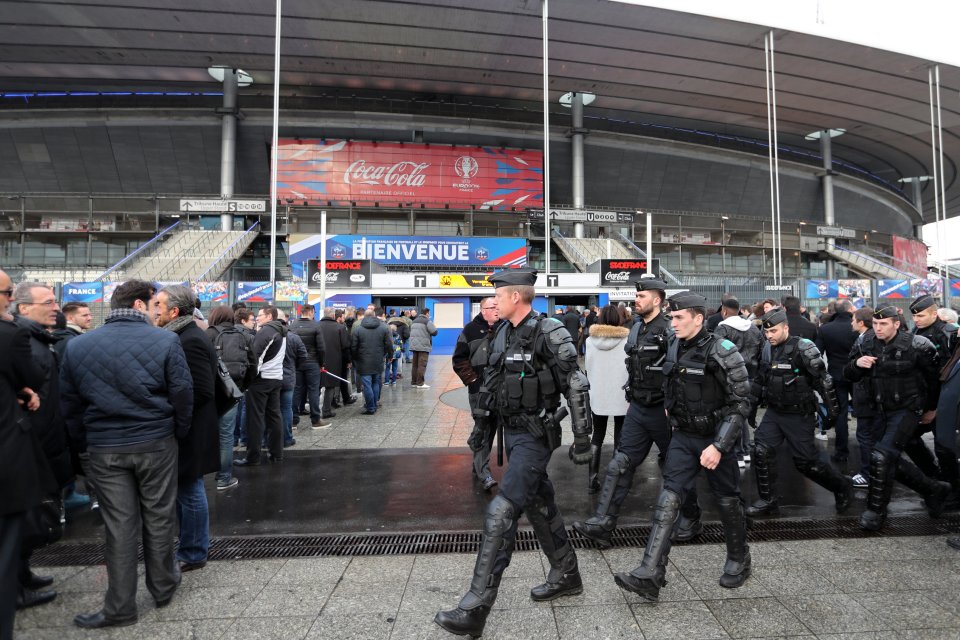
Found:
[179,199,266,213]
[414,275,427,288]
[546,275,559,288]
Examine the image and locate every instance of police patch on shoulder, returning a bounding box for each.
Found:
[800,338,813,344]
[720,339,735,350]
[544,317,562,325]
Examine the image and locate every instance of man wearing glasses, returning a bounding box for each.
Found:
[844,305,949,531]
[452,296,502,491]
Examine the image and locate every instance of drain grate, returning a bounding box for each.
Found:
[32,513,960,567]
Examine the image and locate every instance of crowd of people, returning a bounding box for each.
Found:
[0,269,440,635]
[437,270,960,637]
[4,263,960,638]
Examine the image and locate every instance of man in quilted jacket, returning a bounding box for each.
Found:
[60,279,194,629]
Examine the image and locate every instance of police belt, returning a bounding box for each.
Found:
[505,414,539,431]
[669,410,723,435]
[767,401,814,415]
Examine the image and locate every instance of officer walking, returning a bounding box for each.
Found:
[434,268,593,638]
[451,296,502,491]
[573,279,702,549]
[844,305,950,531]
[613,292,752,602]
[746,309,852,516]
[909,294,960,498]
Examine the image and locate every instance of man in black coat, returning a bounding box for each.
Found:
[562,306,581,344]
[819,299,859,463]
[319,307,352,419]
[291,304,327,429]
[783,296,822,347]
[12,282,74,610]
[156,286,219,573]
[351,308,392,415]
[0,269,47,637]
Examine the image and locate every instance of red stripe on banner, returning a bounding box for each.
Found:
[485,247,527,266]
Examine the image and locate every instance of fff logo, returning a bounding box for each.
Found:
[475,248,488,261]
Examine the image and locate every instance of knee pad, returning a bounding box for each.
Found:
[751,441,775,463]
[484,495,516,536]
[656,489,682,512]
[606,450,632,476]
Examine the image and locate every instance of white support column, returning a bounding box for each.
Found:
[219,69,238,231]
[268,0,282,286]
[542,0,551,275]
[571,92,585,239]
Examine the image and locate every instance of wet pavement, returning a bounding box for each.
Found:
[23,356,960,638]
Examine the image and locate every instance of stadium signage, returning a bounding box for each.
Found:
[599,259,661,287]
[307,259,372,289]
[528,209,634,223]
[816,225,856,239]
[179,199,266,213]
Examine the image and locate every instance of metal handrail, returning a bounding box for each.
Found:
[95,220,181,281]
[196,222,260,282]
[821,243,913,278]
[551,229,591,271]
[617,232,682,284]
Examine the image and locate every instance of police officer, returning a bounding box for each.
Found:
[434,268,593,638]
[613,291,752,602]
[573,279,702,549]
[909,294,959,496]
[746,309,851,516]
[844,305,950,531]
[451,296,502,491]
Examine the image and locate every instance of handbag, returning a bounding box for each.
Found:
[214,356,244,415]
[22,493,64,550]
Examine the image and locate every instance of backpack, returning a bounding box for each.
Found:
[213,326,251,383]
[392,334,403,360]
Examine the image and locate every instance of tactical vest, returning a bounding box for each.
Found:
[624,314,670,406]
[662,333,726,437]
[489,313,561,417]
[871,331,923,411]
[916,319,956,359]
[759,337,815,414]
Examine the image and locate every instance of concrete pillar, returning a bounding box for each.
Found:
[911,180,924,239]
[571,92,585,239]
[820,132,836,280]
[220,69,239,231]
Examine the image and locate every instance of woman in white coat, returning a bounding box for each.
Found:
[583,305,630,493]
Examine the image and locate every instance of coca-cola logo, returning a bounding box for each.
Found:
[311,271,341,283]
[604,272,631,282]
[344,160,429,187]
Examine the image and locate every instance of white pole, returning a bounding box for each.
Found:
[935,65,948,284]
[645,210,652,273]
[770,31,783,286]
[542,0,551,275]
[319,210,327,309]
[764,33,778,286]
[268,0,282,286]
[928,68,941,276]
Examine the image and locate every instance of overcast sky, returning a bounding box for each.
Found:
[620,1,960,67]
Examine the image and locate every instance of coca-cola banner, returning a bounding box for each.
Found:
[307,259,372,289]
[599,259,661,287]
[276,139,543,209]
[892,235,928,277]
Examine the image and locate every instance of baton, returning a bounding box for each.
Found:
[321,368,351,384]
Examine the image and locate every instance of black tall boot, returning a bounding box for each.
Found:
[435,496,515,638]
[860,450,895,531]
[672,489,703,542]
[904,434,941,480]
[896,458,951,518]
[613,489,680,602]
[588,445,602,494]
[798,458,852,513]
[716,496,751,588]
[527,497,583,601]
[746,442,779,516]
[573,451,633,549]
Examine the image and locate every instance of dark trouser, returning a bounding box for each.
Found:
[752,408,847,500]
[88,437,179,619]
[412,351,430,386]
[833,382,851,458]
[856,415,882,478]
[591,413,624,450]
[321,385,336,416]
[294,362,322,423]
[662,430,741,500]
[468,393,495,480]
[488,429,575,587]
[245,377,283,463]
[0,513,21,640]
[608,402,672,509]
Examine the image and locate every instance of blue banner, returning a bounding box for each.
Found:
[236,282,274,303]
[877,279,909,299]
[289,234,527,273]
[805,280,838,299]
[62,282,103,303]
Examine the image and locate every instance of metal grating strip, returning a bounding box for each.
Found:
[32,513,960,567]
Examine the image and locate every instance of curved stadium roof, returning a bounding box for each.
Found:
[0,0,958,221]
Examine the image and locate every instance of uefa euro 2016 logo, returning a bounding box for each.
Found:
[455,156,479,179]
[475,247,489,261]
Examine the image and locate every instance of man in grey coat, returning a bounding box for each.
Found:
[409,307,438,388]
